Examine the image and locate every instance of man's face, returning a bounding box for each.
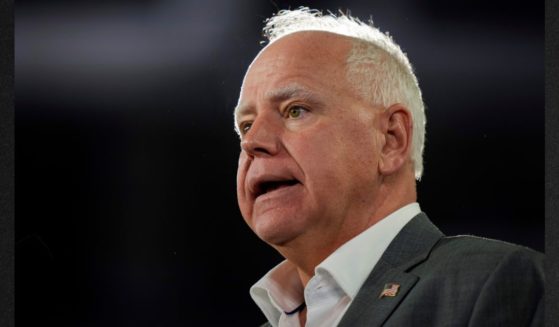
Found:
[235,32,384,248]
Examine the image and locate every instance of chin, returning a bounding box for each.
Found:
[252,211,305,246]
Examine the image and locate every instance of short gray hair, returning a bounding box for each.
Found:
[263,7,426,179]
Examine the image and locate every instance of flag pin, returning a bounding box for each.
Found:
[379,283,400,299]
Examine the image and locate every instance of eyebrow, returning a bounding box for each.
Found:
[234,84,322,119]
[266,84,319,104]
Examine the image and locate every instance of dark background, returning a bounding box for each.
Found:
[15,0,542,326]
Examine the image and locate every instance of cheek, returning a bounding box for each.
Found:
[339,114,381,161]
[288,129,349,189]
[236,152,253,220]
[296,120,379,186]
[299,118,377,161]
[349,131,381,166]
[236,153,246,186]
[236,154,247,202]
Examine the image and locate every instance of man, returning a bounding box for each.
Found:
[234,8,543,327]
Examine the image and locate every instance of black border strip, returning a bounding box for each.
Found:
[0,0,15,326]
[545,0,558,325]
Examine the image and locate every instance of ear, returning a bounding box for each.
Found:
[378,104,413,175]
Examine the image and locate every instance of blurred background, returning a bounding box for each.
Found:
[15,0,542,326]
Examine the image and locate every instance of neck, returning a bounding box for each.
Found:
[275,172,416,287]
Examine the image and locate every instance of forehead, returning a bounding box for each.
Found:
[252,31,352,70]
[235,32,354,118]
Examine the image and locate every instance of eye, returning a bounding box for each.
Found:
[239,121,253,135]
[286,106,307,119]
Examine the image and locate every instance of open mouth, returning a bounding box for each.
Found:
[255,179,299,198]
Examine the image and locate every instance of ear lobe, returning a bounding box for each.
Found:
[378,104,413,175]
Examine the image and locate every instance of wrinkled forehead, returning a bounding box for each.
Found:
[245,31,353,79]
[235,32,355,116]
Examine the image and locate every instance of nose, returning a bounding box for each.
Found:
[240,117,280,157]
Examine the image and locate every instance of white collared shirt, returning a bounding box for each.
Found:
[250,203,421,327]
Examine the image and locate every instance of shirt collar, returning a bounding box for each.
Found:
[250,202,421,326]
[316,202,421,299]
[250,260,304,326]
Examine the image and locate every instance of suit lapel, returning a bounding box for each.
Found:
[338,213,444,327]
[337,260,419,327]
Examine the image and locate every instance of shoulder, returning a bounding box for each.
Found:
[432,235,543,268]
[413,234,544,278]
[401,235,544,325]
[408,234,544,303]
[435,234,542,256]
[431,236,545,325]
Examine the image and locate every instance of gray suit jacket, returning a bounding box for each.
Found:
[260,213,544,326]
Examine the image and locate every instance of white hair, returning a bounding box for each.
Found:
[262,7,426,180]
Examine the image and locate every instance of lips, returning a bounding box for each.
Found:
[254,179,299,197]
[249,175,301,199]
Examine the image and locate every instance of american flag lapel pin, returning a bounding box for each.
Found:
[379,283,400,299]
